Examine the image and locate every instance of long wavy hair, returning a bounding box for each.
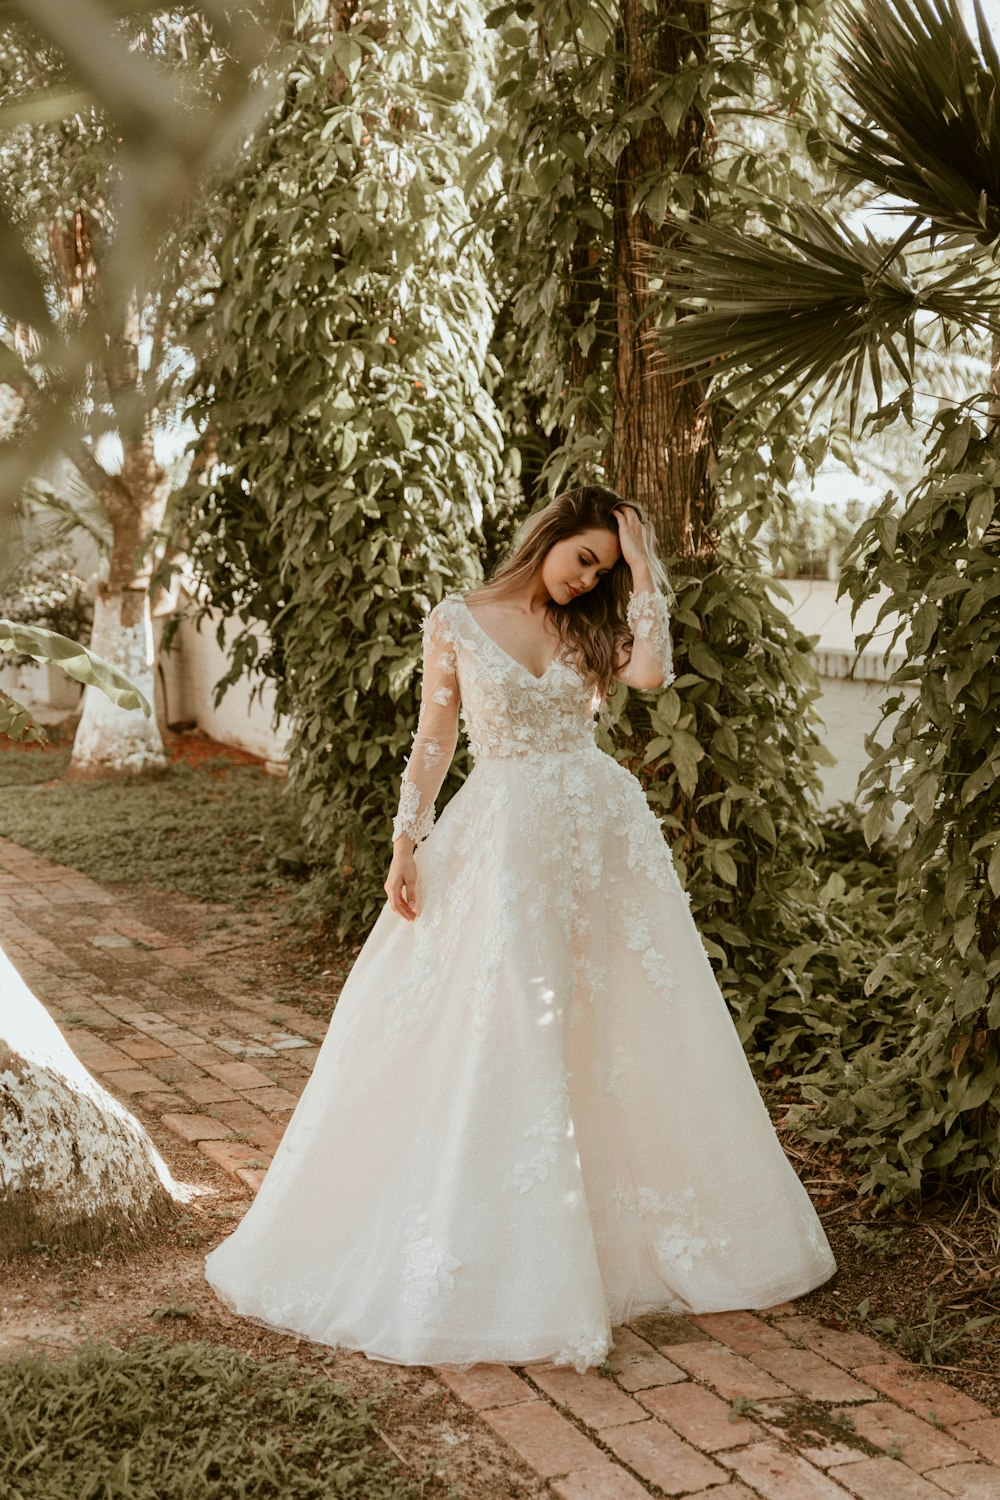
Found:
[468,484,673,709]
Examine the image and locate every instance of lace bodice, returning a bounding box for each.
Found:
[392,589,674,846]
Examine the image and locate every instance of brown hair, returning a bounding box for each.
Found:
[469,484,673,710]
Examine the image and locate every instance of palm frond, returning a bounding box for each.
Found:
[651,202,1000,434]
[21,471,113,554]
[830,0,1000,248]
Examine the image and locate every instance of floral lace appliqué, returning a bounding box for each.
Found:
[552,1326,611,1374]
[422,738,444,770]
[510,1067,573,1193]
[613,1180,731,1273]
[403,1211,461,1322]
[626,588,675,688]
[392,777,435,844]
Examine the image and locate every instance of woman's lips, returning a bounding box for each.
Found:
[567,584,581,597]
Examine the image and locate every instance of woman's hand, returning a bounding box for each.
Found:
[385,846,420,921]
[611,504,654,577]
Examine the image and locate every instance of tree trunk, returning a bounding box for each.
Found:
[69,283,172,774]
[608,0,718,563]
[0,944,195,1259]
[70,588,167,772]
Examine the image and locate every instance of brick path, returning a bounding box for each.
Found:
[3,835,1000,1500]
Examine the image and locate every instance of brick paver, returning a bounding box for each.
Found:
[435,1363,540,1410]
[718,1440,855,1498]
[636,1380,765,1450]
[666,1341,794,1401]
[833,1456,960,1499]
[528,1364,648,1430]
[549,1466,655,1499]
[751,1399,872,1470]
[748,1349,876,1404]
[604,1327,689,1391]
[775,1317,899,1372]
[3,833,999,1500]
[921,1463,1000,1497]
[948,1419,1000,1465]
[688,1311,796,1357]
[833,1399,977,1473]
[597,1417,730,1494]
[481,1400,613,1479]
[852,1365,992,1427]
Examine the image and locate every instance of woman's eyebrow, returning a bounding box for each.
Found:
[582,547,608,569]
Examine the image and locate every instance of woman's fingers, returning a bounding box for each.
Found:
[385,870,418,920]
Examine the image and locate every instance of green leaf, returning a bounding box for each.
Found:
[688,641,723,680]
[0,690,45,744]
[0,621,150,717]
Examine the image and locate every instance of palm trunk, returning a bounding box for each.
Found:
[70,587,166,772]
[69,288,171,773]
[608,0,718,563]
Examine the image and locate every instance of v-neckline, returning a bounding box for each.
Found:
[458,597,560,683]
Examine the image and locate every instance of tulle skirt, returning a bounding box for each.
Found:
[205,744,836,1372]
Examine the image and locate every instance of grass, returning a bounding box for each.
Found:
[0,1336,444,1499]
[0,743,306,907]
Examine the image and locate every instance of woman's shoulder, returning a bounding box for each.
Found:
[424,592,469,635]
[431,585,491,612]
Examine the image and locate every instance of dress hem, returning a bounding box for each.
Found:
[204,1259,836,1375]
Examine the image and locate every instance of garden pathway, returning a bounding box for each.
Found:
[3,834,1000,1500]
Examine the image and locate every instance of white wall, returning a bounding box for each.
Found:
[779,579,916,814]
[810,664,918,811]
[157,595,290,768]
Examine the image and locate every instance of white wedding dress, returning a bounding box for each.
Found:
[204,588,836,1372]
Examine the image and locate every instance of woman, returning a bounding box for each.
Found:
[204,484,836,1373]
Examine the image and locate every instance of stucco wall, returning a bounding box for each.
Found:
[157,598,290,767]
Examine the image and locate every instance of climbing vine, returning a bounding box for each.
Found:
[178,1,506,935]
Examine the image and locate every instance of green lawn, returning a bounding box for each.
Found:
[0,1337,441,1499]
[0,743,306,907]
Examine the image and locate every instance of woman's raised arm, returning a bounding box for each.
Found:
[614,587,676,691]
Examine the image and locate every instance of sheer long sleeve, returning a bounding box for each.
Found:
[391,605,460,846]
[616,588,676,690]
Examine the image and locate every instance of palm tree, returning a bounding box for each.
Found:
[651,0,1000,433]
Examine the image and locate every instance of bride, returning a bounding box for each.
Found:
[204,483,836,1373]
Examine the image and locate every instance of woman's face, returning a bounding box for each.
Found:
[541,526,621,606]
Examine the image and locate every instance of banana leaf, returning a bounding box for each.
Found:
[0,619,150,712]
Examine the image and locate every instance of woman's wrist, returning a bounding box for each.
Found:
[393,833,417,857]
[629,563,655,594]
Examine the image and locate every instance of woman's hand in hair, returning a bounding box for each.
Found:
[611,505,654,581]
